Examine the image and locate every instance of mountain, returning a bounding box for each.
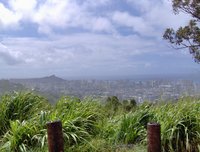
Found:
[0,80,25,94]
[10,75,65,84]
[9,75,66,103]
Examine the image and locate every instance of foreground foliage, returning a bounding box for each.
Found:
[0,92,200,152]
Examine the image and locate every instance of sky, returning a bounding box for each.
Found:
[0,0,200,79]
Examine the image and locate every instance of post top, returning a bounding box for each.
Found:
[147,122,160,126]
[46,120,62,125]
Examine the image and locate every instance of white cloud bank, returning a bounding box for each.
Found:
[0,0,190,34]
[0,0,115,34]
[0,0,197,78]
[1,32,196,78]
[1,34,154,65]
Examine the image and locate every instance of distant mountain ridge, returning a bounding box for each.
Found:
[0,80,25,94]
[10,75,66,84]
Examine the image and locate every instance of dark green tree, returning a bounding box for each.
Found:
[163,0,200,62]
[130,98,137,107]
[106,96,121,112]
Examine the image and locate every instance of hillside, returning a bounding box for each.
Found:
[10,75,65,84]
[0,80,25,94]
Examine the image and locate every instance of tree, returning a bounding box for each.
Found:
[106,96,121,112]
[122,98,137,111]
[130,98,137,107]
[163,0,200,62]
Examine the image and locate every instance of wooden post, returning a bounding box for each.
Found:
[47,120,64,152]
[147,122,161,152]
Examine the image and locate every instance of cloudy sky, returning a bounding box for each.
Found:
[0,0,199,79]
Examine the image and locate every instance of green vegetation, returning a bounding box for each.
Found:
[0,92,200,151]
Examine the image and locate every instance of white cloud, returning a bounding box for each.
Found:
[0,3,21,29]
[90,17,114,32]
[125,0,190,35]
[0,0,37,29]
[0,0,115,34]
[0,33,158,73]
[0,42,23,65]
[112,11,155,36]
[146,1,190,29]
[8,0,37,19]
[32,0,115,34]
[126,0,158,13]
[72,15,115,33]
[0,32,198,78]
[33,0,74,34]
[0,0,191,35]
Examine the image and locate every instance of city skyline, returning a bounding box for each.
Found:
[1,74,199,103]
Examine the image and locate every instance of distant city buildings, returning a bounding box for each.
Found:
[1,76,199,103]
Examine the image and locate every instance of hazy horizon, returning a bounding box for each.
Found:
[1,72,200,82]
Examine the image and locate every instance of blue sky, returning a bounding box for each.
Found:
[0,0,199,79]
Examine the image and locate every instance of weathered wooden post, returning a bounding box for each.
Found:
[147,122,161,152]
[47,120,64,152]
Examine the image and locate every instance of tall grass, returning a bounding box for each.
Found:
[0,92,50,151]
[50,96,105,147]
[0,92,50,136]
[149,98,200,152]
[0,92,200,152]
[115,106,152,144]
